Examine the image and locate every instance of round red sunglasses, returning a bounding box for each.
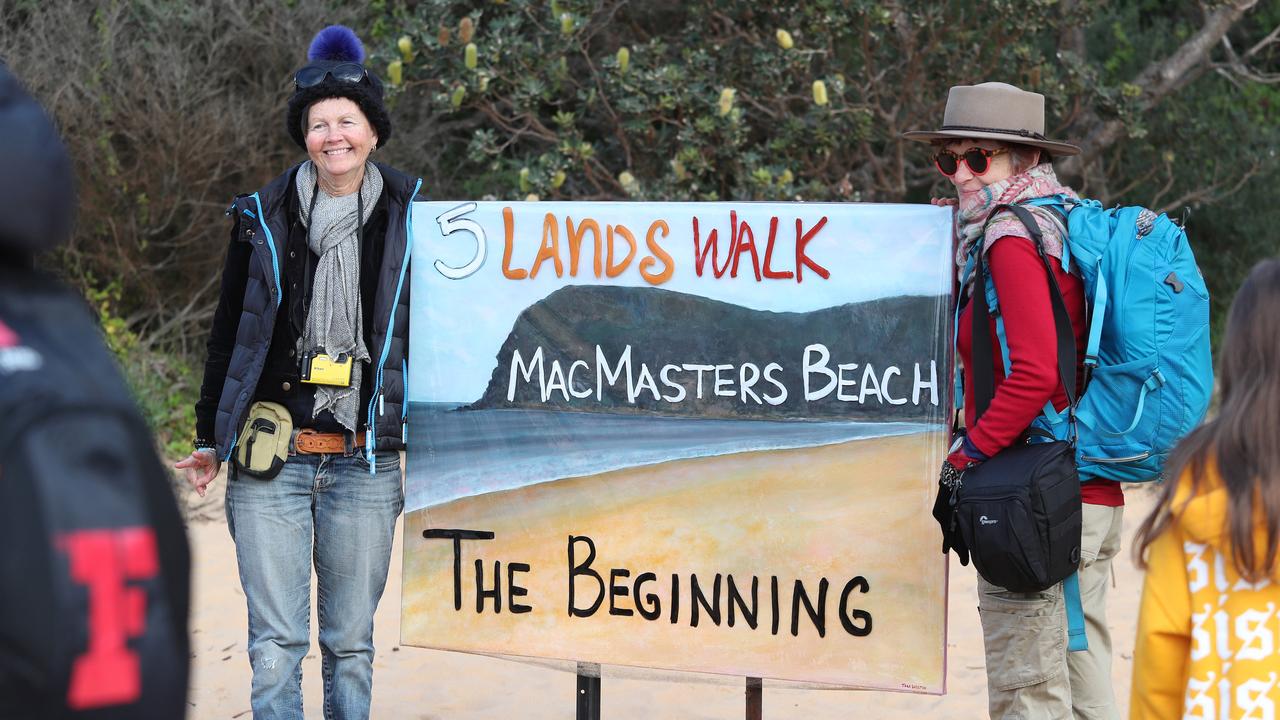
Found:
[933,147,1008,177]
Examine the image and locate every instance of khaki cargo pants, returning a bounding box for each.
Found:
[977,503,1124,720]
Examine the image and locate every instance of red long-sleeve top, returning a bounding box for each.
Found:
[957,235,1123,507]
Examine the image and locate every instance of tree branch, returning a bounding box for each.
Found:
[1219,32,1280,84]
[1061,0,1259,178]
[1156,159,1264,214]
[1245,21,1280,58]
[1060,0,1088,60]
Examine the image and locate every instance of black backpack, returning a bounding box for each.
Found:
[940,225,1083,594]
[0,268,190,719]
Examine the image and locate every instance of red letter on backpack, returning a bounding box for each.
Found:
[57,528,159,709]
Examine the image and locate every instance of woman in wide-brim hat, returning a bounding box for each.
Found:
[907,82,1123,719]
[176,25,422,718]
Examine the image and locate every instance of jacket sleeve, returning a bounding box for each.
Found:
[1130,524,1191,720]
[193,217,251,441]
[966,235,1065,457]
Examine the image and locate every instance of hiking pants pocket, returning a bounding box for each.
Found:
[977,576,1067,693]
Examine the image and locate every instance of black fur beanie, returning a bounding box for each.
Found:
[286,26,392,150]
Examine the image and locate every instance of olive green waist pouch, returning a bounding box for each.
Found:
[235,401,292,479]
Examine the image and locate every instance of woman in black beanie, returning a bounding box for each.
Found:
[175,25,420,719]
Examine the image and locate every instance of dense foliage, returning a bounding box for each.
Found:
[2,0,1276,452]
[375,0,1277,311]
[1,0,367,454]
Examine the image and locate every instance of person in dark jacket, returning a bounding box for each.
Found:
[174,25,420,720]
[906,82,1122,719]
[0,64,190,718]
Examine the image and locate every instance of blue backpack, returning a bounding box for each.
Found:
[962,196,1214,483]
[956,197,1214,654]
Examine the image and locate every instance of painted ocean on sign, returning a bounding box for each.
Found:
[407,402,936,509]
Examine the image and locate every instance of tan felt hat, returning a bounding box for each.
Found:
[902,81,1081,156]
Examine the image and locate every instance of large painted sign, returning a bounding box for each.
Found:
[402,201,953,692]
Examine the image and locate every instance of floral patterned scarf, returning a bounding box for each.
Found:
[954,162,1078,285]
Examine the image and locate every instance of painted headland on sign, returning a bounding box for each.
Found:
[402,201,953,692]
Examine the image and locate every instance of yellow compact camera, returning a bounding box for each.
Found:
[301,351,353,387]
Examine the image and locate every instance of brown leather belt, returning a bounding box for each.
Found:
[292,429,365,455]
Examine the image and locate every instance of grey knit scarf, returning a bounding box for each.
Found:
[295,160,383,432]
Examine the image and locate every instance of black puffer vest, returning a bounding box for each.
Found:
[214,162,421,466]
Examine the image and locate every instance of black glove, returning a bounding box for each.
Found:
[932,462,969,566]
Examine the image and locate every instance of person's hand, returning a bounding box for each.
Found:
[946,447,977,471]
[945,435,987,471]
[175,449,221,497]
[930,197,958,208]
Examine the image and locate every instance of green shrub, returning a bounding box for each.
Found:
[85,280,198,459]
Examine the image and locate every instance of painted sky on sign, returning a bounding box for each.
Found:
[408,201,952,403]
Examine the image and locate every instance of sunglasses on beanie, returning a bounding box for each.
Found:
[294,62,369,89]
[933,146,1008,177]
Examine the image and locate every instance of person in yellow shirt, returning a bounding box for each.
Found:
[1131,256,1280,719]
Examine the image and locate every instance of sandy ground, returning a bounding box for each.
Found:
[184,466,1156,719]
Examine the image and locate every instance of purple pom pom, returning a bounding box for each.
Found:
[308,25,365,63]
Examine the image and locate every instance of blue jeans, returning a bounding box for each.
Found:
[226,450,403,720]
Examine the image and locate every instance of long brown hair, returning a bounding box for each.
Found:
[1134,257,1280,582]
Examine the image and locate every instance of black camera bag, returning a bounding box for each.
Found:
[953,437,1081,592]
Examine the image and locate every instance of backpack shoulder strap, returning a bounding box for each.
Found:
[1023,194,1071,215]
[1064,571,1088,652]
[971,204,1079,427]
[1018,197,1074,272]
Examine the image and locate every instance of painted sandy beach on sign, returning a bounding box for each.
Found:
[406,401,936,509]
[402,429,948,691]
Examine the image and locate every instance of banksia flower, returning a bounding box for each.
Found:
[776,29,794,49]
[812,80,829,106]
[387,60,403,86]
[459,16,475,43]
[438,25,451,46]
[551,170,567,189]
[519,167,531,192]
[465,43,478,69]
[450,86,466,108]
[398,35,414,62]
[560,13,574,35]
[718,87,736,117]
[616,47,630,74]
